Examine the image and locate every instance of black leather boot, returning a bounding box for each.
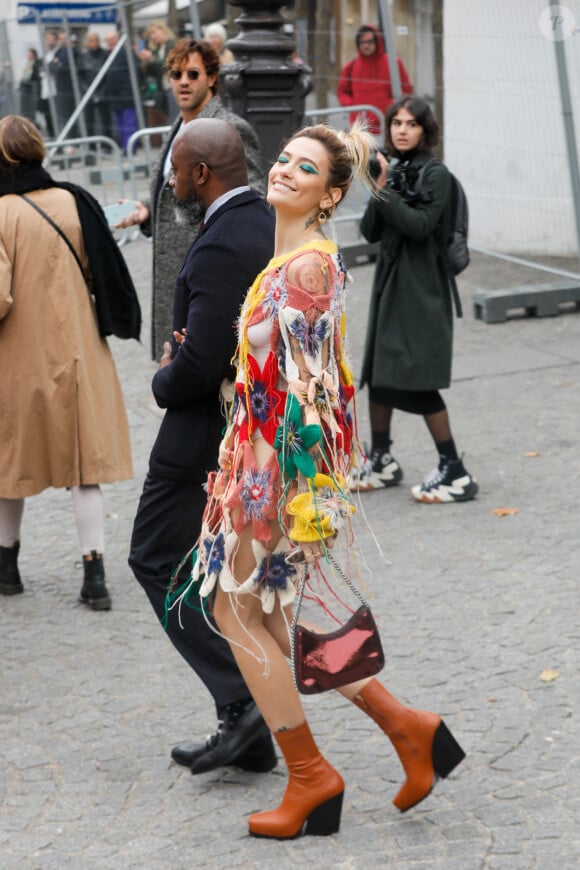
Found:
[79,550,111,611]
[0,542,23,595]
[171,700,277,774]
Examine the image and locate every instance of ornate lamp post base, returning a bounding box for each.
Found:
[222,0,313,170]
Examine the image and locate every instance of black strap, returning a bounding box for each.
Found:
[449,274,463,318]
[19,193,88,285]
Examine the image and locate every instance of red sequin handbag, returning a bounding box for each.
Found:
[290,554,385,695]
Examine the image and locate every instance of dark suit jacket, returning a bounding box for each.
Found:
[149,189,275,482]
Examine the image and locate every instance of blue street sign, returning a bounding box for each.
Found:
[17,3,117,25]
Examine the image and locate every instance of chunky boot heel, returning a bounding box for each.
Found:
[305,790,344,836]
[432,721,465,779]
[248,721,344,840]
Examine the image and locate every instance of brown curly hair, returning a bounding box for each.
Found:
[166,39,221,96]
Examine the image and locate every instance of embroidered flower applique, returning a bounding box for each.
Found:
[198,529,238,598]
[288,312,330,358]
[274,393,321,481]
[286,472,355,544]
[261,271,287,321]
[224,443,279,542]
[235,540,299,613]
[205,531,225,578]
[235,352,285,444]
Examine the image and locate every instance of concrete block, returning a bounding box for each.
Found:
[340,240,379,268]
[473,281,580,323]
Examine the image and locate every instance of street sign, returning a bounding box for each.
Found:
[17,3,117,24]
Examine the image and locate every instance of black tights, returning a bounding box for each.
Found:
[368,389,458,462]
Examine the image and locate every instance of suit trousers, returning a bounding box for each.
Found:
[129,472,251,710]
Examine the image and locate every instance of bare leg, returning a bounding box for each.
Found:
[213,581,305,732]
[212,546,345,840]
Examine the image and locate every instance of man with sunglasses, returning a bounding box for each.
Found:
[119,39,265,362]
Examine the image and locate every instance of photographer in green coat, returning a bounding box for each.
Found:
[352,97,478,504]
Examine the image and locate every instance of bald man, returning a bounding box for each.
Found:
[129,119,276,776]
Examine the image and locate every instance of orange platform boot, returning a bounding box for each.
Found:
[352,679,465,812]
[248,721,345,840]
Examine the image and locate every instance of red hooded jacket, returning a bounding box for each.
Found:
[336,25,413,135]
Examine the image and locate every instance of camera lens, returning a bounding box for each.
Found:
[368,153,382,180]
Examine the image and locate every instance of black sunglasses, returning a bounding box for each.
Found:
[168,68,201,81]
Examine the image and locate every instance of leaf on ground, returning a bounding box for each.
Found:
[491,507,520,517]
[539,668,559,683]
[523,451,541,457]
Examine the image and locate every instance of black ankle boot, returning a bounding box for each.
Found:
[79,550,111,611]
[0,542,23,595]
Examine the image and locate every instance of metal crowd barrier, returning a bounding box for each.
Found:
[43,134,137,246]
[44,135,157,247]
[125,126,172,202]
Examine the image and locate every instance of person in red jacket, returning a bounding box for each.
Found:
[337,24,413,135]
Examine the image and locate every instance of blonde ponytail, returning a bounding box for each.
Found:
[336,119,377,193]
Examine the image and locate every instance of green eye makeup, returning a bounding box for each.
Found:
[299,163,319,174]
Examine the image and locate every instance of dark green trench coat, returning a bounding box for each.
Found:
[359,154,454,393]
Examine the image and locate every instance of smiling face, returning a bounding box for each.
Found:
[169,51,215,122]
[267,136,341,219]
[390,107,424,153]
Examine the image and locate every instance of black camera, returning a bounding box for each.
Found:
[368,147,389,181]
[386,157,409,192]
[389,159,428,204]
[368,153,431,205]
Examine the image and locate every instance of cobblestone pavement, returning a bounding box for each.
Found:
[1,235,579,869]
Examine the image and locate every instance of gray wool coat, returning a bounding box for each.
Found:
[144,97,266,360]
[359,154,454,393]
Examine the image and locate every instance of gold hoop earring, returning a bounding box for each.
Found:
[318,211,327,225]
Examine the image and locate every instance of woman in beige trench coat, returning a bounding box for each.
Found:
[0,115,135,609]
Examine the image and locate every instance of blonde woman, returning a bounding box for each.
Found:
[175,124,465,839]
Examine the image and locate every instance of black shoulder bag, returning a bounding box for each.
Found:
[20,193,90,284]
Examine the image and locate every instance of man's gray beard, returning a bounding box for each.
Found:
[173,198,204,225]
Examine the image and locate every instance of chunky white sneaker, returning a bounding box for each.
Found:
[350,448,404,492]
[412,456,478,504]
